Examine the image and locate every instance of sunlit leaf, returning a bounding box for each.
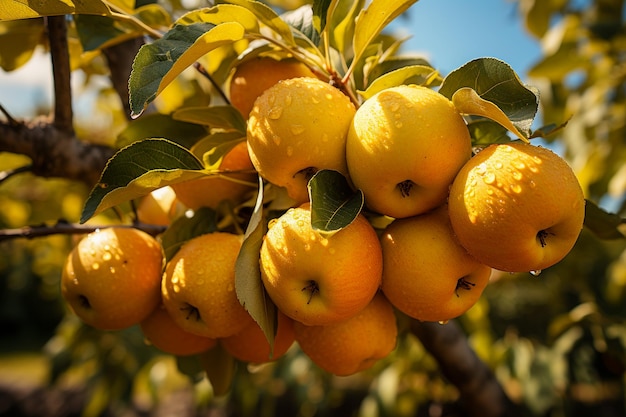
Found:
[0,0,111,20]
[161,208,218,261]
[129,22,245,117]
[226,0,295,44]
[81,139,205,223]
[312,0,333,33]
[186,131,244,165]
[172,106,246,134]
[235,177,278,349]
[0,19,45,71]
[360,65,440,99]
[116,113,208,149]
[199,345,236,396]
[327,0,363,55]
[309,170,363,235]
[439,57,539,137]
[176,4,260,32]
[451,87,529,142]
[352,0,418,68]
[583,199,625,240]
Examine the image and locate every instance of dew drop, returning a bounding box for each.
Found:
[389,102,400,112]
[286,146,294,156]
[494,162,503,169]
[290,125,305,135]
[530,270,542,277]
[284,95,292,106]
[173,284,181,293]
[102,252,112,261]
[109,267,116,274]
[512,171,523,181]
[486,189,494,195]
[329,247,336,255]
[92,263,100,270]
[395,121,403,128]
[438,320,449,325]
[311,95,321,104]
[476,163,488,175]
[510,184,522,194]
[268,106,283,120]
[483,172,496,184]
[272,135,281,146]
[529,180,537,188]
[513,161,526,170]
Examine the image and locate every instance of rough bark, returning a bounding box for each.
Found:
[411,320,525,417]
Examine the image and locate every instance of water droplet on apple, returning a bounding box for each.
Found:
[438,320,449,325]
[530,270,542,277]
[268,106,283,120]
[483,172,496,184]
[290,125,305,135]
[92,263,100,270]
[102,252,112,261]
[510,184,522,194]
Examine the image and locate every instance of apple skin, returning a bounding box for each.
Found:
[447,142,586,273]
[380,206,492,323]
[259,204,382,326]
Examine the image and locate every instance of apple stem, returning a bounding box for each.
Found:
[302,280,320,304]
[455,278,475,297]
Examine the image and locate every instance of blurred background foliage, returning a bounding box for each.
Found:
[0,0,625,416]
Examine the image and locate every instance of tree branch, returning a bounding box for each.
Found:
[0,116,114,185]
[47,15,74,135]
[410,320,524,417]
[0,220,167,242]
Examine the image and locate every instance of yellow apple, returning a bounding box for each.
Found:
[346,85,472,218]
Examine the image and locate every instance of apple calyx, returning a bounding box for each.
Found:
[455,277,476,297]
[295,166,318,181]
[181,303,201,321]
[397,180,415,197]
[302,280,320,304]
[78,294,91,309]
[536,229,555,247]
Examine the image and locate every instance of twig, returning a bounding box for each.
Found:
[0,104,20,127]
[0,221,167,242]
[193,62,230,104]
[410,320,525,417]
[47,16,74,135]
[0,165,33,184]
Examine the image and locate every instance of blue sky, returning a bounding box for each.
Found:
[393,0,542,77]
[0,0,542,118]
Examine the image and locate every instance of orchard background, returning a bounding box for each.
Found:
[1,0,625,416]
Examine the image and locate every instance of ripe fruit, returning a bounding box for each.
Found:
[140,304,217,356]
[294,292,397,376]
[346,85,472,218]
[380,206,492,322]
[448,141,586,273]
[220,310,295,364]
[247,77,356,204]
[61,227,164,330]
[260,204,383,326]
[136,186,179,226]
[229,56,316,118]
[171,142,257,210]
[161,232,254,338]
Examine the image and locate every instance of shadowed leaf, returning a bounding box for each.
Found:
[309,170,363,236]
[161,208,218,261]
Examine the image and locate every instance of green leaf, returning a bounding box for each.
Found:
[282,5,320,46]
[467,120,513,146]
[0,0,111,20]
[439,57,539,137]
[175,354,205,382]
[352,0,418,68]
[583,200,625,240]
[81,139,205,223]
[360,65,440,99]
[199,344,236,396]
[312,0,333,33]
[308,170,364,236]
[129,22,245,117]
[160,207,218,261]
[235,177,278,350]
[116,113,208,149]
[190,133,244,168]
[451,87,529,142]
[225,0,295,44]
[327,0,363,55]
[172,106,246,134]
[0,19,45,71]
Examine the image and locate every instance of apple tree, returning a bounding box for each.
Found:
[0,0,625,416]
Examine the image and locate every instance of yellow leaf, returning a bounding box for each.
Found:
[451,87,529,143]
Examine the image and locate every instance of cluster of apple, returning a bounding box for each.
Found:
[60,57,586,378]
